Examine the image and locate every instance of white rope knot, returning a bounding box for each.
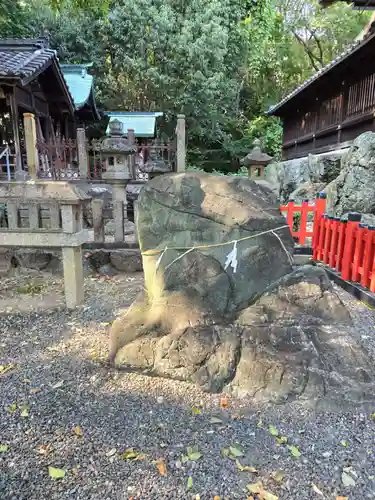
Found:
[224,240,238,274]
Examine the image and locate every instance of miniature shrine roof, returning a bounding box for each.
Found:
[105,112,163,138]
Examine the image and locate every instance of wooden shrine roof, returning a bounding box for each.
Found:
[268,31,375,116]
[320,1,375,8]
[0,38,74,114]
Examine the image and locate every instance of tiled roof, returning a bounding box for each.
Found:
[320,0,375,7]
[0,38,57,85]
[105,112,163,138]
[268,31,375,116]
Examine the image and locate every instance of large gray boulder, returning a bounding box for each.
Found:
[112,266,373,407]
[136,171,294,314]
[324,132,375,216]
[108,172,374,406]
[277,150,345,202]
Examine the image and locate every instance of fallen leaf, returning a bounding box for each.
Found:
[257,419,264,428]
[276,436,288,445]
[210,417,223,425]
[156,458,167,476]
[341,440,349,447]
[7,403,17,413]
[213,496,221,500]
[0,363,15,375]
[183,446,202,462]
[288,445,301,458]
[52,380,64,389]
[336,497,349,500]
[192,407,201,415]
[236,460,258,473]
[120,448,146,461]
[229,445,244,458]
[23,378,32,383]
[261,490,279,500]
[271,470,284,483]
[220,396,229,409]
[247,497,255,500]
[38,444,53,455]
[247,482,263,494]
[311,483,324,496]
[269,425,279,437]
[105,448,117,457]
[189,452,202,461]
[369,412,375,420]
[48,467,66,479]
[72,426,83,437]
[341,471,356,487]
[20,406,29,418]
[0,444,9,452]
[30,388,41,394]
[187,476,193,490]
[221,447,229,457]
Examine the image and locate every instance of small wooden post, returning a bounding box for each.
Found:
[61,204,84,309]
[77,128,89,179]
[23,113,39,180]
[176,114,186,172]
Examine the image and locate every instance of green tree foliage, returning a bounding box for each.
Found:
[3,0,370,168]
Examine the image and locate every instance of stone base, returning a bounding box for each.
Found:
[111,266,374,408]
[7,248,143,276]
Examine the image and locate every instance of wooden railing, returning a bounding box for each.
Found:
[0,181,90,308]
[281,193,375,294]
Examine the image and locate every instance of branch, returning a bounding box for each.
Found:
[293,31,323,71]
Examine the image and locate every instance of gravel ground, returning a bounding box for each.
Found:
[0,272,375,500]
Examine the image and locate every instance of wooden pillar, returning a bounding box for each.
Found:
[77,128,89,179]
[176,114,186,172]
[23,113,39,180]
[9,90,22,172]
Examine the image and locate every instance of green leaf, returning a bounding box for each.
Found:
[48,467,66,479]
[341,440,349,447]
[236,459,258,473]
[188,452,202,461]
[221,447,229,457]
[187,476,193,490]
[120,448,145,460]
[7,403,17,413]
[257,419,264,428]
[0,444,9,452]
[288,445,301,458]
[269,425,279,437]
[229,445,243,457]
[20,406,29,418]
[271,470,285,483]
[191,407,201,415]
[276,436,288,445]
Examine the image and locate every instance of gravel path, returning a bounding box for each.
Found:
[0,272,374,500]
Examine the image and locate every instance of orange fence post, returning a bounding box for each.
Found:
[312,192,327,258]
[361,225,375,290]
[341,212,361,281]
[299,199,309,246]
[328,216,340,268]
[323,216,334,265]
[286,200,295,237]
[352,223,366,283]
[336,217,347,272]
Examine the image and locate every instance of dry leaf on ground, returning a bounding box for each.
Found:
[271,470,284,483]
[155,458,167,476]
[311,483,324,496]
[236,460,258,473]
[120,448,146,461]
[0,363,15,375]
[0,444,9,452]
[269,425,279,437]
[72,426,83,437]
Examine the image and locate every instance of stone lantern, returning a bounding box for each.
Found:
[139,146,172,180]
[100,126,137,242]
[241,139,272,180]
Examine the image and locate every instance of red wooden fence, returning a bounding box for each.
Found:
[281,193,375,293]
